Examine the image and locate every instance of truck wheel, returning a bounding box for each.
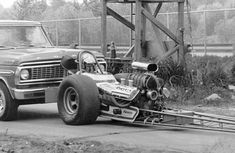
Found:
[0,82,18,121]
[57,75,100,125]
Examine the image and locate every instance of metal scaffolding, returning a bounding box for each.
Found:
[101,0,185,65]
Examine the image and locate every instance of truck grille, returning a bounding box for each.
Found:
[31,65,64,80]
[18,61,66,85]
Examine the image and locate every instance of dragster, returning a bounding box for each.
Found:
[57,51,235,133]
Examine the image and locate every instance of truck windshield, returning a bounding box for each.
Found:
[0,26,52,48]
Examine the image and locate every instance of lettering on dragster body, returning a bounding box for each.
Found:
[116,86,132,93]
[123,110,133,114]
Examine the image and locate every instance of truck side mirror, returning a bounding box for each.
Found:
[61,55,77,70]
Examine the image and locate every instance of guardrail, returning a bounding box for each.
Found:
[190,44,234,57]
[65,43,234,57]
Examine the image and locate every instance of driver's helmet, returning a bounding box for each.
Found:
[81,53,97,73]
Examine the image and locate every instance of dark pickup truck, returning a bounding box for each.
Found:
[0,20,106,121]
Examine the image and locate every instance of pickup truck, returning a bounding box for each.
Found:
[0,20,106,121]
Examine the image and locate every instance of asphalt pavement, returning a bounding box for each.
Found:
[0,103,235,153]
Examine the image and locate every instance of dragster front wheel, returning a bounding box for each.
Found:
[57,75,100,125]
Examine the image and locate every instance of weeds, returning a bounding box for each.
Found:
[159,55,235,105]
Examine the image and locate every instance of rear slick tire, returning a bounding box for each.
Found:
[57,75,100,125]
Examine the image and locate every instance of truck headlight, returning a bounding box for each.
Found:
[20,69,30,80]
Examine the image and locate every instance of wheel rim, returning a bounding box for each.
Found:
[0,90,6,114]
[63,87,79,115]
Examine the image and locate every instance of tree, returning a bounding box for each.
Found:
[0,5,14,20]
[31,0,48,20]
[83,0,101,17]
[71,0,82,11]
[50,0,66,10]
[11,0,47,20]
[12,0,34,20]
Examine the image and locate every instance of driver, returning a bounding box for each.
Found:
[84,62,96,73]
[81,53,97,73]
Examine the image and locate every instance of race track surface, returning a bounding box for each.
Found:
[0,103,235,153]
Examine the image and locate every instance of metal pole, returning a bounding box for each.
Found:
[204,10,207,55]
[177,2,185,67]
[135,0,142,61]
[166,11,170,41]
[224,9,227,23]
[101,0,107,56]
[78,19,82,46]
[130,3,133,47]
[55,21,58,46]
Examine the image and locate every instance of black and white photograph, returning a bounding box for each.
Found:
[0,0,235,152]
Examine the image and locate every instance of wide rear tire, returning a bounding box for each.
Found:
[57,75,100,125]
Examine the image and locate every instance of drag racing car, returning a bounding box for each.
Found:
[57,51,235,133]
[57,50,165,125]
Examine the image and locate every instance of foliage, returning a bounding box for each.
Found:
[50,0,65,9]
[161,55,234,103]
[204,66,228,87]
[0,0,235,45]
[83,0,101,17]
[11,0,47,20]
[187,55,232,88]
[231,64,235,84]
[232,64,235,77]
[12,0,34,20]
[156,58,188,87]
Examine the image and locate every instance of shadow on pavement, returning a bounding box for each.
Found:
[17,105,59,121]
[95,119,188,132]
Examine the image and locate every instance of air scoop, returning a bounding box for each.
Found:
[131,62,158,71]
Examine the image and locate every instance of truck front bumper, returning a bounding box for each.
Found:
[13,87,58,103]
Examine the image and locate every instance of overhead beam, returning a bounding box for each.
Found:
[142,7,182,44]
[107,7,135,31]
[107,0,184,3]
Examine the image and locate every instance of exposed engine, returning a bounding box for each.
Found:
[114,72,165,112]
[82,60,166,121]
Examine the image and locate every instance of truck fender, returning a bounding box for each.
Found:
[0,77,15,99]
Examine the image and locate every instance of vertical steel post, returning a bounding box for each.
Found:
[204,10,207,55]
[135,0,142,61]
[78,19,82,46]
[166,11,170,41]
[178,2,185,66]
[101,0,107,56]
[130,3,134,47]
[55,21,58,46]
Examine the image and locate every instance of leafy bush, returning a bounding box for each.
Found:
[186,55,233,88]
[231,64,235,84]
[204,66,228,87]
[232,64,235,77]
[159,55,234,103]
[156,58,189,87]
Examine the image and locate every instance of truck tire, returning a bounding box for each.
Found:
[57,75,100,125]
[0,82,18,121]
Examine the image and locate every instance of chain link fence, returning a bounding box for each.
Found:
[41,8,235,55]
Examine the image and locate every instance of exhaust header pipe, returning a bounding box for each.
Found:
[131,62,158,71]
